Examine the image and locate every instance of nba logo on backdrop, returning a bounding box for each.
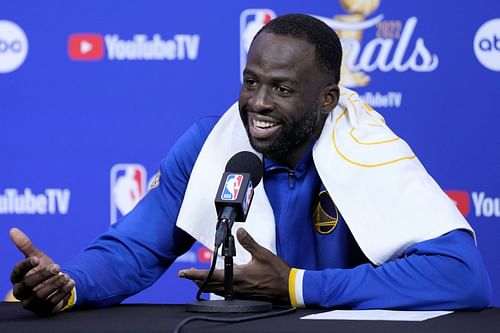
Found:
[110,164,146,224]
[239,9,276,81]
[222,174,243,200]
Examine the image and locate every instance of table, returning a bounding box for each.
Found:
[1,302,499,333]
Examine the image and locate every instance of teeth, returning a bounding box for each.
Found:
[253,119,278,129]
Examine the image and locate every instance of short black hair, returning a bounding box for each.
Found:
[255,13,342,84]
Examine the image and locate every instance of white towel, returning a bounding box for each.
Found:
[176,87,473,266]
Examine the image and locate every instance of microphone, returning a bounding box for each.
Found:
[214,152,263,247]
[187,151,271,313]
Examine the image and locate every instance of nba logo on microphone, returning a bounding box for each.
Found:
[242,183,254,215]
[239,9,276,81]
[221,174,243,200]
[110,164,147,224]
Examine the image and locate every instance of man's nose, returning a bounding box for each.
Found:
[249,86,274,112]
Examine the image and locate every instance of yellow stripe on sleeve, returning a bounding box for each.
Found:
[288,268,299,308]
[288,268,306,308]
[60,287,76,312]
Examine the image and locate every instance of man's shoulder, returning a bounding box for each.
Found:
[159,115,221,174]
[191,116,221,137]
[181,115,221,148]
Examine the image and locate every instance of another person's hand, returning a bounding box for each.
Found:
[9,228,75,315]
[179,228,291,304]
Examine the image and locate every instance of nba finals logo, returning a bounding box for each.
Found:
[331,0,383,87]
[317,0,439,87]
[239,2,439,89]
[239,9,276,82]
[110,164,146,224]
[221,174,243,200]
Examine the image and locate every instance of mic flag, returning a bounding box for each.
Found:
[214,152,263,247]
[214,151,263,222]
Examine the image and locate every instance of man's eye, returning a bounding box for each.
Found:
[275,86,291,95]
[244,79,257,87]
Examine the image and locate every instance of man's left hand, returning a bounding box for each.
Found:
[178,228,291,304]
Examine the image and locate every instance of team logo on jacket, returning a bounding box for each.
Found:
[313,191,339,234]
[149,171,161,189]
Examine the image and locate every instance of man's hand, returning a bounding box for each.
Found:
[9,228,75,316]
[179,228,291,304]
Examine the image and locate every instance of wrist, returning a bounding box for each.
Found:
[60,287,77,312]
[288,268,306,308]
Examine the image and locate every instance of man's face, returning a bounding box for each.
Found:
[239,32,333,167]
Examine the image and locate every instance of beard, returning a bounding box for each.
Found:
[240,102,320,159]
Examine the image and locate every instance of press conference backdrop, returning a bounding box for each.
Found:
[1,0,499,305]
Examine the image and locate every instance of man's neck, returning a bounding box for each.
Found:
[265,138,316,170]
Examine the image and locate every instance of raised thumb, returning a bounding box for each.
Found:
[236,228,265,258]
[9,228,43,258]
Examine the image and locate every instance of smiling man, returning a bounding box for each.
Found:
[9,14,491,315]
[238,31,335,168]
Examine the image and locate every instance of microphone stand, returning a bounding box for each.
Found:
[223,230,235,301]
[186,219,272,313]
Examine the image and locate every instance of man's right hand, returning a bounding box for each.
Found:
[9,228,75,316]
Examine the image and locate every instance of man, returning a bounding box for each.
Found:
[9,14,491,315]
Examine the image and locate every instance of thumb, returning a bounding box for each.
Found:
[9,227,43,258]
[236,228,266,259]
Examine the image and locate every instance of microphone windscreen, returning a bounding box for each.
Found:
[225,151,263,187]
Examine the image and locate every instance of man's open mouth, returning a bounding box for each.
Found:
[253,119,280,129]
[249,118,282,139]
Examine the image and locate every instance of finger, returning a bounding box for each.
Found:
[13,281,34,301]
[23,264,60,289]
[46,279,75,313]
[236,228,268,259]
[178,268,224,282]
[9,228,43,258]
[21,278,75,316]
[13,263,60,300]
[178,268,209,280]
[32,273,69,300]
[10,257,40,284]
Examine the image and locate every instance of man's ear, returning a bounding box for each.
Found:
[320,84,340,116]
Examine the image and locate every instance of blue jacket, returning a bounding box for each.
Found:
[63,117,492,309]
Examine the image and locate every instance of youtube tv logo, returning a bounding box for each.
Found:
[68,33,104,60]
[446,190,470,216]
[446,190,500,218]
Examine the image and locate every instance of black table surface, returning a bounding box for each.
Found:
[1,302,499,333]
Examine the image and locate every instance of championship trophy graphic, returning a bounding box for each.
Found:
[334,0,380,87]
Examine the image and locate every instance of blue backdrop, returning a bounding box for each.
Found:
[1,0,499,305]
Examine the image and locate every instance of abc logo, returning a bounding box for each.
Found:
[0,20,28,73]
[474,18,500,71]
